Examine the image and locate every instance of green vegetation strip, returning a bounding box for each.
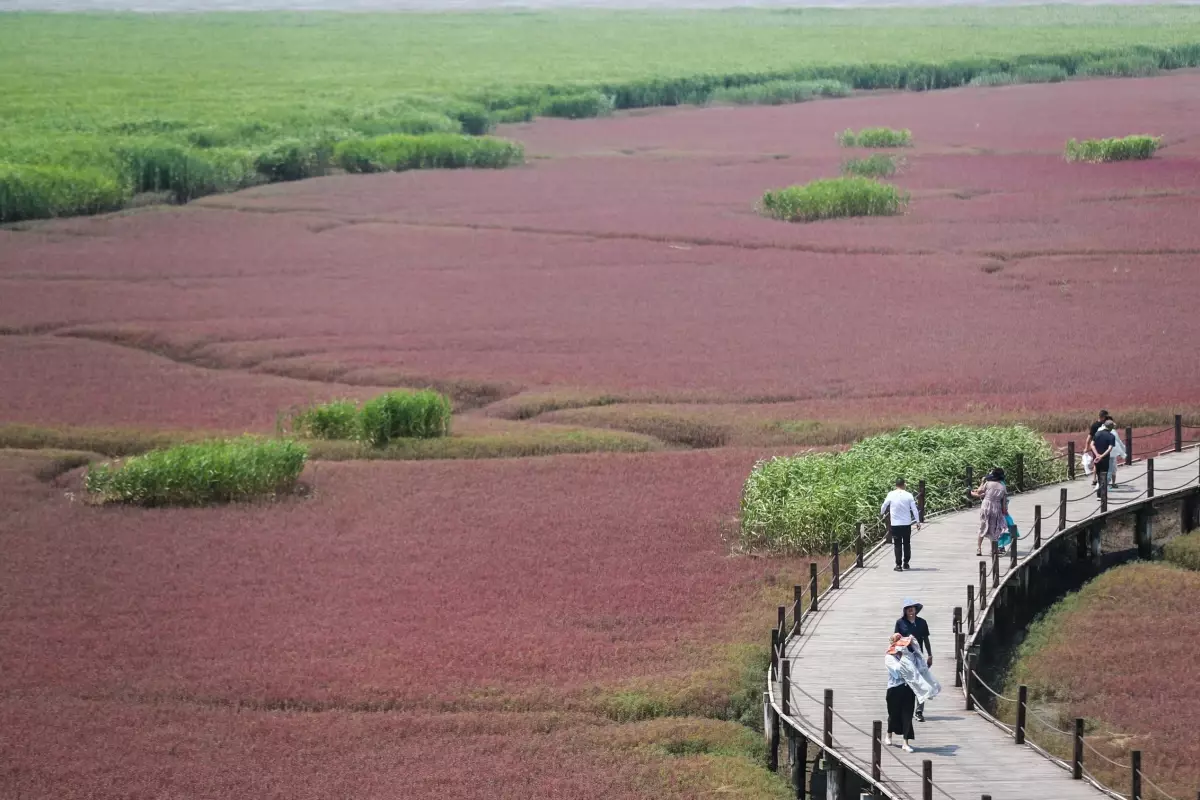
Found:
[840,154,899,178]
[740,425,1063,553]
[289,390,453,445]
[5,9,1200,221]
[837,127,913,148]
[760,177,908,222]
[1065,135,1161,163]
[86,437,307,506]
[1165,531,1200,571]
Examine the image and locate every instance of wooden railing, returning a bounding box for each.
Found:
[763,415,1200,800]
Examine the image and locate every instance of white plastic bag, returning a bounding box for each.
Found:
[1082,451,1095,475]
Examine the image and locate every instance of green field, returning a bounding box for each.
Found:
[5,6,1200,221]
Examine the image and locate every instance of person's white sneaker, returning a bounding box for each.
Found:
[902,742,915,753]
[884,734,892,747]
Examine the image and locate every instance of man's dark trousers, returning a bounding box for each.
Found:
[892,524,912,568]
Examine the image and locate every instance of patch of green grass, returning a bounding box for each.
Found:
[1013,62,1070,83]
[536,90,615,119]
[0,163,126,223]
[840,153,899,178]
[837,127,913,148]
[741,425,1064,553]
[358,390,453,445]
[289,399,362,440]
[333,133,524,174]
[760,177,908,222]
[1164,531,1200,571]
[969,71,1017,87]
[709,79,850,106]
[306,427,662,459]
[1076,53,1161,77]
[1065,135,1161,163]
[86,437,307,506]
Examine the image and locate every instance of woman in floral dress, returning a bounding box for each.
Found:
[971,467,1008,557]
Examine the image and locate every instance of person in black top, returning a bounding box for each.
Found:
[1091,424,1117,497]
[1084,409,1109,479]
[895,598,931,722]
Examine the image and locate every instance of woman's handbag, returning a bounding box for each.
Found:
[998,512,1018,548]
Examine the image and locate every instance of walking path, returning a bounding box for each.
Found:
[772,445,1200,800]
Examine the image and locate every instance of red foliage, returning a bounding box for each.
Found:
[2,76,1200,429]
[0,449,801,707]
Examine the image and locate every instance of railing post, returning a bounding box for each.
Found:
[778,605,786,634]
[955,631,965,688]
[965,465,974,505]
[1125,426,1134,466]
[979,561,988,608]
[1068,441,1077,479]
[1100,481,1108,513]
[872,720,882,785]
[1073,718,1084,779]
[1131,750,1142,800]
[965,653,976,710]
[809,562,818,613]
[1059,488,1068,532]
[823,689,833,747]
[1147,458,1155,498]
[967,586,976,635]
[952,606,962,635]
[767,695,780,772]
[1010,532,1018,569]
[922,760,933,800]
[832,543,841,590]
[1016,685,1027,744]
[771,629,779,679]
[1015,452,1025,492]
[1176,414,1184,452]
[855,523,864,569]
[794,737,807,798]
[1034,505,1042,549]
[918,479,926,524]
[991,545,999,585]
[781,659,791,716]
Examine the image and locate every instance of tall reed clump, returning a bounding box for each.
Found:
[116,141,260,203]
[760,177,908,222]
[85,437,307,506]
[1064,135,1161,163]
[360,390,453,445]
[536,90,615,119]
[0,163,127,223]
[1075,54,1160,77]
[1164,532,1200,571]
[333,134,524,173]
[837,127,913,148]
[740,425,1064,553]
[709,79,851,106]
[289,390,453,446]
[840,154,899,178]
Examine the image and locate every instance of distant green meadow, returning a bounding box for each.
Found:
[4,7,1200,221]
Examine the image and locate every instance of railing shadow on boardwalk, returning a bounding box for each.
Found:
[762,415,1200,800]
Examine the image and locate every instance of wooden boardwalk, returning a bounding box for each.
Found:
[772,446,1200,800]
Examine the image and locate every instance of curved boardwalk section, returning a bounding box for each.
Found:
[771,445,1200,800]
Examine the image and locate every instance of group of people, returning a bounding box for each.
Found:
[872,411,1130,753]
[885,600,939,752]
[1084,409,1126,494]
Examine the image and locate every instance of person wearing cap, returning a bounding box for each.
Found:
[885,634,917,752]
[894,599,932,722]
[1083,409,1110,479]
[881,477,922,572]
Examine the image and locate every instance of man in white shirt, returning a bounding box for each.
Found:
[881,478,922,572]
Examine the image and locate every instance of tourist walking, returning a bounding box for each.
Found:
[970,467,1008,557]
[881,478,922,572]
[1104,418,1126,488]
[885,633,940,752]
[895,598,932,722]
[1083,409,1109,480]
[1090,423,1117,497]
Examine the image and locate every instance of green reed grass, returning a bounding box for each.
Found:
[1065,135,1161,163]
[0,163,126,223]
[333,134,524,174]
[85,437,307,507]
[760,177,908,223]
[709,79,850,106]
[1076,53,1160,77]
[740,425,1063,553]
[837,127,913,148]
[840,154,899,178]
[536,90,615,119]
[290,400,362,440]
[360,390,453,446]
